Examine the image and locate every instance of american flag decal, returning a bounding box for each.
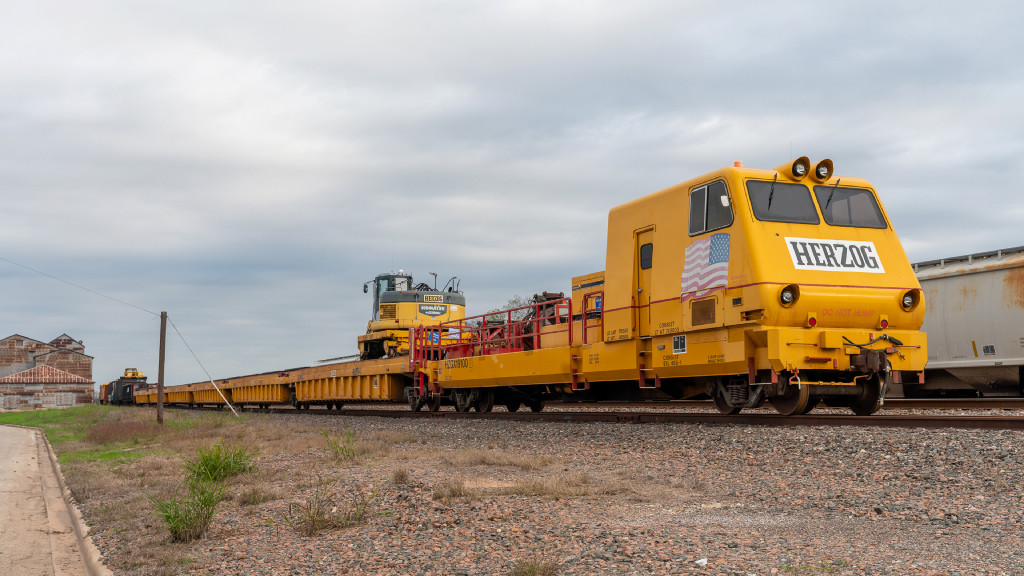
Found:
[681,232,730,302]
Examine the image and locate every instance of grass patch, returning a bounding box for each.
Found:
[236,485,277,506]
[509,553,561,576]
[391,467,411,485]
[0,405,116,444]
[152,478,227,542]
[322,428,394,461]
[86,420,163,444]
[432,477,476,503]
[282,476,380,536]
[185,442,256,482]
[503,473,594,499]
[59,448,147,465]
[443,449,551,470]
[322,429,356,461]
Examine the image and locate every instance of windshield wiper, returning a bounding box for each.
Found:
[823,178,842,210]
[767,173,778,211]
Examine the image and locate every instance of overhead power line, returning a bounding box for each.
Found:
[3,254,241,417]
[0,256,159,317]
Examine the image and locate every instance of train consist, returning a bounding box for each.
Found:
[900,246,1024,397]
[136,157,927,415]
[99,368,148,405]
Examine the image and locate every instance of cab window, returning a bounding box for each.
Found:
[689,180,733,235]
[813,186,887,229]
[639,243,653,269]
[746,180,820,224]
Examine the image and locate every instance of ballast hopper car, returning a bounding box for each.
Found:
[900,247,1024,397]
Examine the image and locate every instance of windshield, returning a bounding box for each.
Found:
[813,186,887,229]
[746,180,820,224]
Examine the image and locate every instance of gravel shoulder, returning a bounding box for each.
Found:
[58,409,1024,575]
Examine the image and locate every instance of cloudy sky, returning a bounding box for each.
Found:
[2,1,1021,388]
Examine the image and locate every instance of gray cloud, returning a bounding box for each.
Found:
[2,0,1022,386]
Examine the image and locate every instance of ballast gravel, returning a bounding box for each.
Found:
[87,413,1024,576]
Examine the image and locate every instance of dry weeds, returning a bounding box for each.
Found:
[86,420,163,444]
[432,476,477,503]
[44,407,679,576]
[442,448,552,470]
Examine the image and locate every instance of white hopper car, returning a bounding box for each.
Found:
[899,246,1024,397]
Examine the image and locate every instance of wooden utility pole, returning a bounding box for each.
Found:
[157,311,167,425]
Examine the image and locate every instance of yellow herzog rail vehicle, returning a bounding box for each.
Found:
[358,271,466,359]
[143,157,926,416]
[414,157,927,415]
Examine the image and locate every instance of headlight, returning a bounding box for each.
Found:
[900,289,921,311]
[793,162,807,176]
[779,284,799,307]
[812,159,834,182]
[780,285,798,307]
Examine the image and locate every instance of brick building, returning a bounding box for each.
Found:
[0,334,94,409]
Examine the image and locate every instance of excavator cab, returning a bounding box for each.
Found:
[359,271,466,359]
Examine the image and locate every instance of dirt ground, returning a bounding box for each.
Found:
[37,407,1024,575]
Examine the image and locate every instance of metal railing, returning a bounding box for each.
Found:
[411,297,573,365]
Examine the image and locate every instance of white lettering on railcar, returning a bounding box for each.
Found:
[784,237,885,273]
[419,304,448,317]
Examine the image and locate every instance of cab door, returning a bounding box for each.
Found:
[636,228,654,338]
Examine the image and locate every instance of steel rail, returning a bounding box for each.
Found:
[201,406,1024,431]
[551,398,1024,411]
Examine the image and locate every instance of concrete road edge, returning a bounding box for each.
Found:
[40,429,115,576]
[3,424,115,576]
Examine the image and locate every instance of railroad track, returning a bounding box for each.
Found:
[547,398,1024,411]
[176,397,1024,431]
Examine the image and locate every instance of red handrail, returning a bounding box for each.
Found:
[412,297,572,363]
[582,291,604,344]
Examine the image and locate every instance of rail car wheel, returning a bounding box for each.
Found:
[453,391,473,412]
[405,386,423,411]
[769,383,810,416]
[712,388,742,415]
[505,400,521,413]
[528,400,545,413]
[800,399,819,415]
[474,389,494,413]
[427,395,442,412]
[850,371,890,416]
